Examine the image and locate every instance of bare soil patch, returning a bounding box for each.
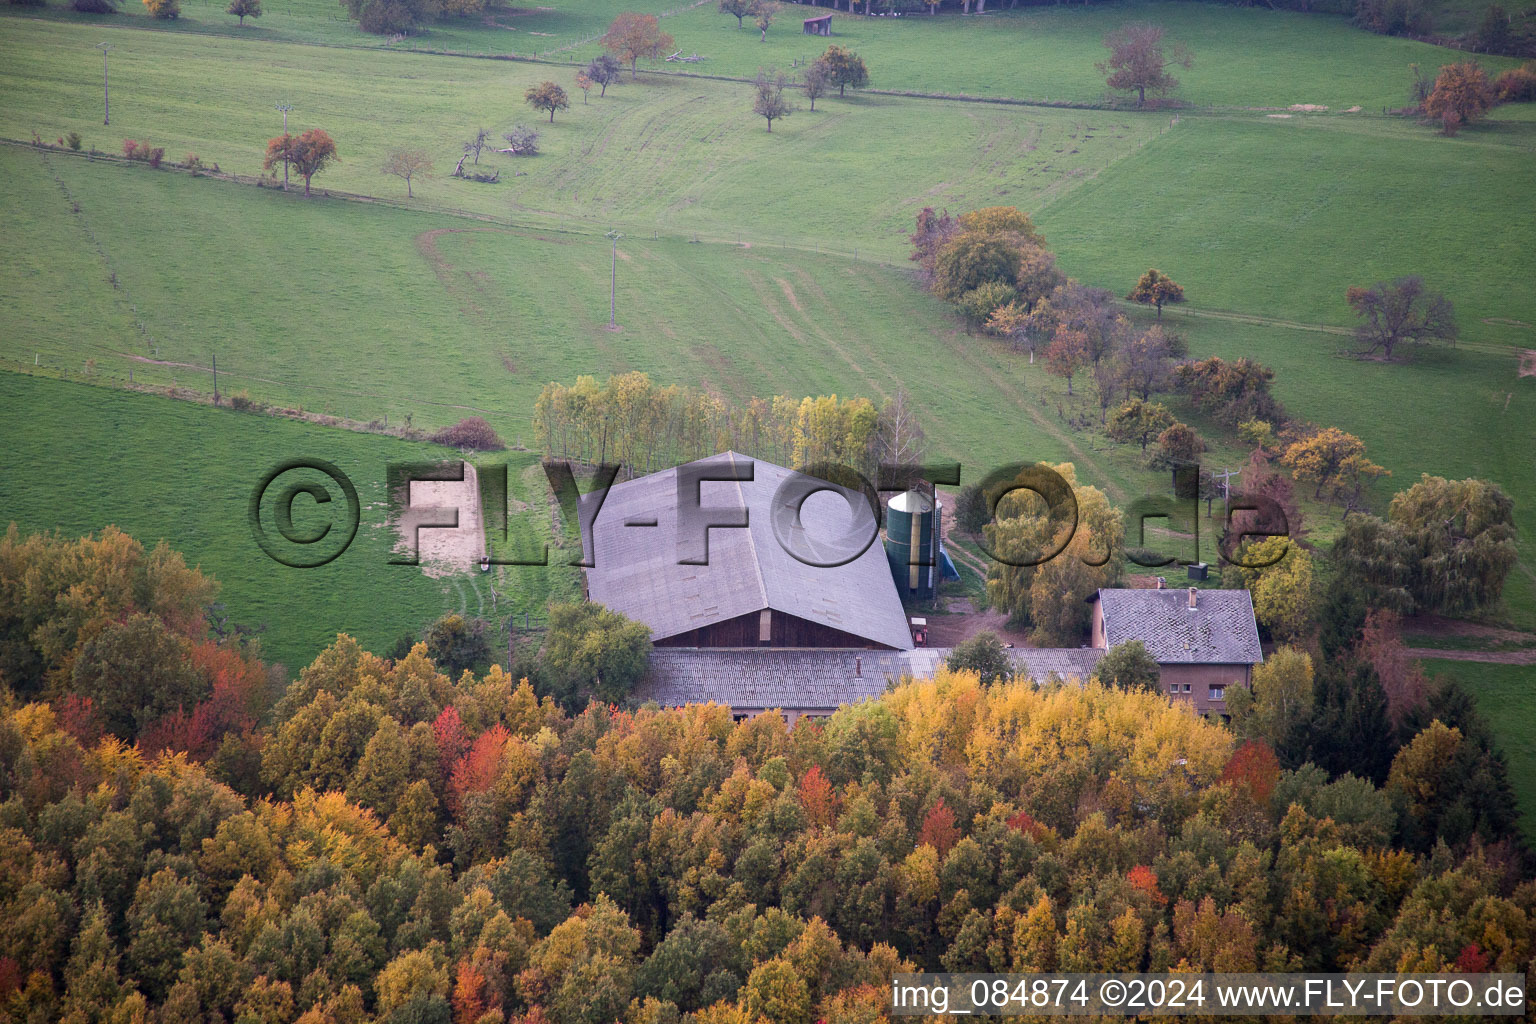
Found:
[1405,647,1536,665]
[1518,350,1536,379]
[394,462,486,579]
[924,601,1034,649]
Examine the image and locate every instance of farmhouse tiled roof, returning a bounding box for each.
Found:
[637,646,1105,711]
[587,453,913,650]
[1093,588,1263,665]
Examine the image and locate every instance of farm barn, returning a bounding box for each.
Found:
[589,453,1264,721]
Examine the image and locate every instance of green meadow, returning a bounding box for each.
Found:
[588,0,1523,108]
[4,0,1517,109]
[0,372,578,671]
[1426,660,1536,840]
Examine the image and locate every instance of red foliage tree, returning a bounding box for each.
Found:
[918,798,960,855]
[433,706,468,784]
[1222,740,1280,804]
[1127,864,1168,905]
[1359,609,1430,728]
[453,958,493,1023]
[56,695,103,747]
[1456,943,1492,973]
[1006,809,1047,842]
[798,765,838,828]
[263,128,338,196]
[448,725,509,814]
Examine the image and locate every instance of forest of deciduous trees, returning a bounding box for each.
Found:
[2,526,1534,1024]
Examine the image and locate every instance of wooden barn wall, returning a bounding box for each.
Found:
[655,610,897,649]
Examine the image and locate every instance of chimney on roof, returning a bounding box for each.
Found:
[855,656,862,678]
[1188,587,1198,610]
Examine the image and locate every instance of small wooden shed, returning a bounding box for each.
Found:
[803,13,832,34]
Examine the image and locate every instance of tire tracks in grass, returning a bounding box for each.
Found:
[775,261,1125,500]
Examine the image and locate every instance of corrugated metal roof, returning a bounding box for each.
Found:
[637,646,1106,711]
[587,453,914,651]
[1094,588,1263,665]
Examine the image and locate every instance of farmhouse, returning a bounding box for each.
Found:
[596,453,1262,721]
[1088,586,1263,715]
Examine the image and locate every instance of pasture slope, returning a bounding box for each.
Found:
[0,372,579,672]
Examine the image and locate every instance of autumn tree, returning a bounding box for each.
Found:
[932,233,1024,302]
[1280,427,1387,503]
[340,0,436,34]
[526,81,570,122]
[1127,268,1184,320]
[601,13,675,79]
[1173,356,1285,427]
[802,60,830,111]
[1044,326,1090,394]
[1094,640,1159,693]
[945,631,1012,684]
[755,1,777,41]
[1106,398,1175,452]
[1227,646,1314,749]
[816,45,869,96]
[1112,323,1179,399]
[753,68,795,132]
[575,72,594,104]
[1223,536,1315,641]
[983,463,1124,643]
[142,0,179,19]
[1155,421,1204,466]
[1388,720,1519,850]
[1424,61,1495,133]
[719,0,755,27]
[1345,275,1457,359]
[585,54,622,96]
[381,148,432,197]
[1098,23,1191,107]
[227,0,260,24]
[263,129,337,197]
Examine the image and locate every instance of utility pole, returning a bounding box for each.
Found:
[605,230,621,328]
[1213,466,1240,521]
[275,103,293,190]
[97,43,112,126]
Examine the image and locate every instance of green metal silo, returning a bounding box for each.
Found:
[885,489,937,599]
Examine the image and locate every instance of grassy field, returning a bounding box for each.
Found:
[5,0,1517,110]
[0,0,640,53]
[588,0,1522,108]
[0,19,1162,257]
[0,143,1164,494]
[1424,660,1536,840]
[0,372,576,671]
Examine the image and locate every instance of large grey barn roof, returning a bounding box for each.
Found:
[587,453,913,650]
[1093,588,1262,665]
[638,647,1105,711]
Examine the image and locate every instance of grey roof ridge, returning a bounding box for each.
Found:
[725,451,771,612]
